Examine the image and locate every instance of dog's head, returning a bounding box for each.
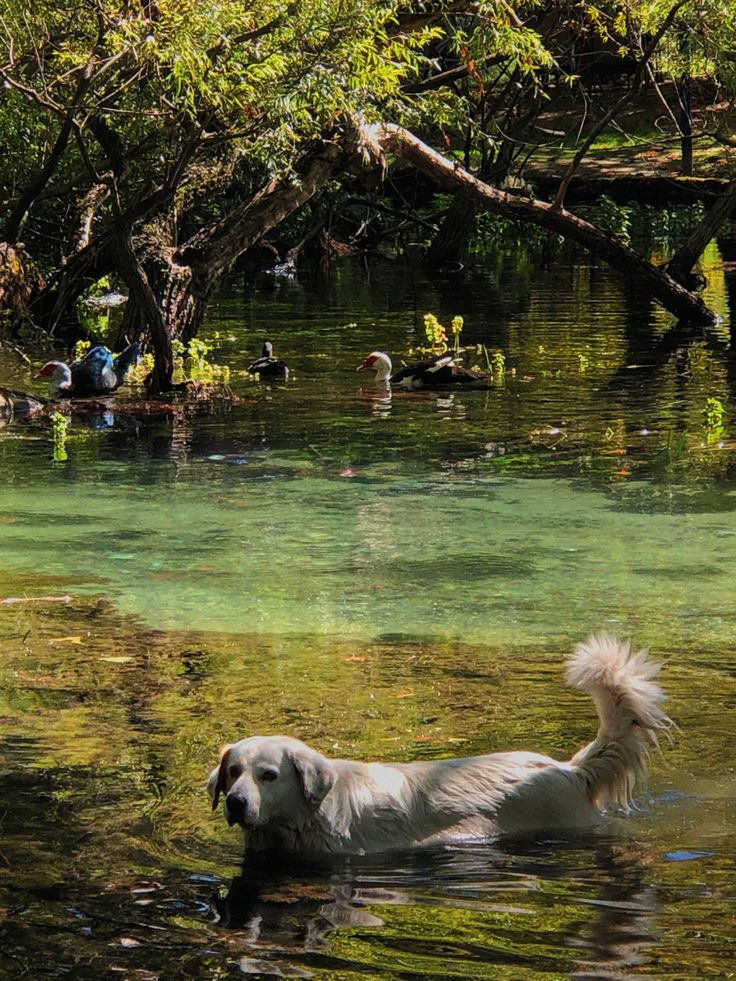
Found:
[207,736,336,831]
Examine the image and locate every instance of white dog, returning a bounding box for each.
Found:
[208,634,672,855]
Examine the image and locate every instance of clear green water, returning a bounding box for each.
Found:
[1,251,735,977]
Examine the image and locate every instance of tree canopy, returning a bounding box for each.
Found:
[1,0,735,388]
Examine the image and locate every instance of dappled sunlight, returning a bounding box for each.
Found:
[1,253,735,976]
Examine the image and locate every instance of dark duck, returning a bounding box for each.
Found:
[0,385,49,422]
[357,351,488,389]
[247,341,289,381]
[37,342,140,398]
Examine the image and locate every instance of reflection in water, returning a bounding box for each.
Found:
[2,253,736,976]
[358,385,393,418]
[211,841,660,980]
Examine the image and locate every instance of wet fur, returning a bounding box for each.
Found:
[208,634,672,855]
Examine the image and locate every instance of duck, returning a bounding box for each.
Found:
[356,351,488,389]
[37,342,140,398]
[0,385,49,421]
[247,341,289,381]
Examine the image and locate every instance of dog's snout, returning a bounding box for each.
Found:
[225,791,247,827]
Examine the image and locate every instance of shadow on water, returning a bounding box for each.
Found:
[2,251,736,976]
[0,774,660,981]
[212,840,660,980]
[2,593,731,978]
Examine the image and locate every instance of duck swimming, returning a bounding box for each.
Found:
[247,341,289,381]
[357,351,488,388]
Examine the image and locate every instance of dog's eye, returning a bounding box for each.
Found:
[228,764,242,780]
[261,769,278,783]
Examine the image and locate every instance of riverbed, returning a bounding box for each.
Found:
[1,248,734,978]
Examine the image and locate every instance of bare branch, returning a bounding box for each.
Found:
[552,0,691,210]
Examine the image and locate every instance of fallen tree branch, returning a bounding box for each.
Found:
[368,122,717,326]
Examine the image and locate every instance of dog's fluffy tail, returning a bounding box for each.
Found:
[566,633,672,811]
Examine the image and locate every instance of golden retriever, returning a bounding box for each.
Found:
[208,634,672,854]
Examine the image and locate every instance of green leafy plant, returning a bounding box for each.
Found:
[423,313,447,351]
[420,313,465,355]
[483,345,506,382]
[450,315,463,354]
[170,337,230,384]
[50,411,69,462]
[583,196,632,243]
[704,396,726,443]
[661,428,688,466]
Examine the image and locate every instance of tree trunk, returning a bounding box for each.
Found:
[0,243,46,330]
[426,193,482,268]
[369,123,717,326]
[115,137,354,389]
[181,138,348,279]
[112,230,175,394]
[666,179,736,284]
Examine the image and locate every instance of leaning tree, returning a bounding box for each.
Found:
[0,0,733,390]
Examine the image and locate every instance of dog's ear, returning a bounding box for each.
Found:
[208,744,232,811]
[290,748,336,808]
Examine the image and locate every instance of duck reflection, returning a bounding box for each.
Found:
[359,387,392,418]
[211,838,660,980]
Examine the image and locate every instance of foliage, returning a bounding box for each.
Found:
[0,0,445,253]
[470,210,551,254]
[171,338,230,384]
[581,197,633,243]
[1,0,734,358]
[421,312,465,355]
[423,312,448,351]
[628,204,708,254]
[703,396,726,443]
[50,411,69,462]
[484,346,506,382]
[73,339,92,362]
[450,315,464,353]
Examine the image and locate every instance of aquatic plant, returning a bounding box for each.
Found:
[704,397,726,444]
[482,345,506,382]
[662,428,688,466]
[50,411,69,462]
[419,313,465,356]
[171,338,231,384]
[423,313,447,351]
[128,352,155,384]
[450,315,463,354]
[583,196,632,244]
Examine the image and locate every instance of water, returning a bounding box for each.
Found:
[1,250,735,977]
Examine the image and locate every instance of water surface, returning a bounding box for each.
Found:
[1,250,735,977]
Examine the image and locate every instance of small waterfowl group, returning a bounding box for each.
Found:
[357,350,488,389]
[247,341,289,381]
[1,338,488,427]
[37,342,141,398]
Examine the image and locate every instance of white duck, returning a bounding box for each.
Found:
[357,351,488,389]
